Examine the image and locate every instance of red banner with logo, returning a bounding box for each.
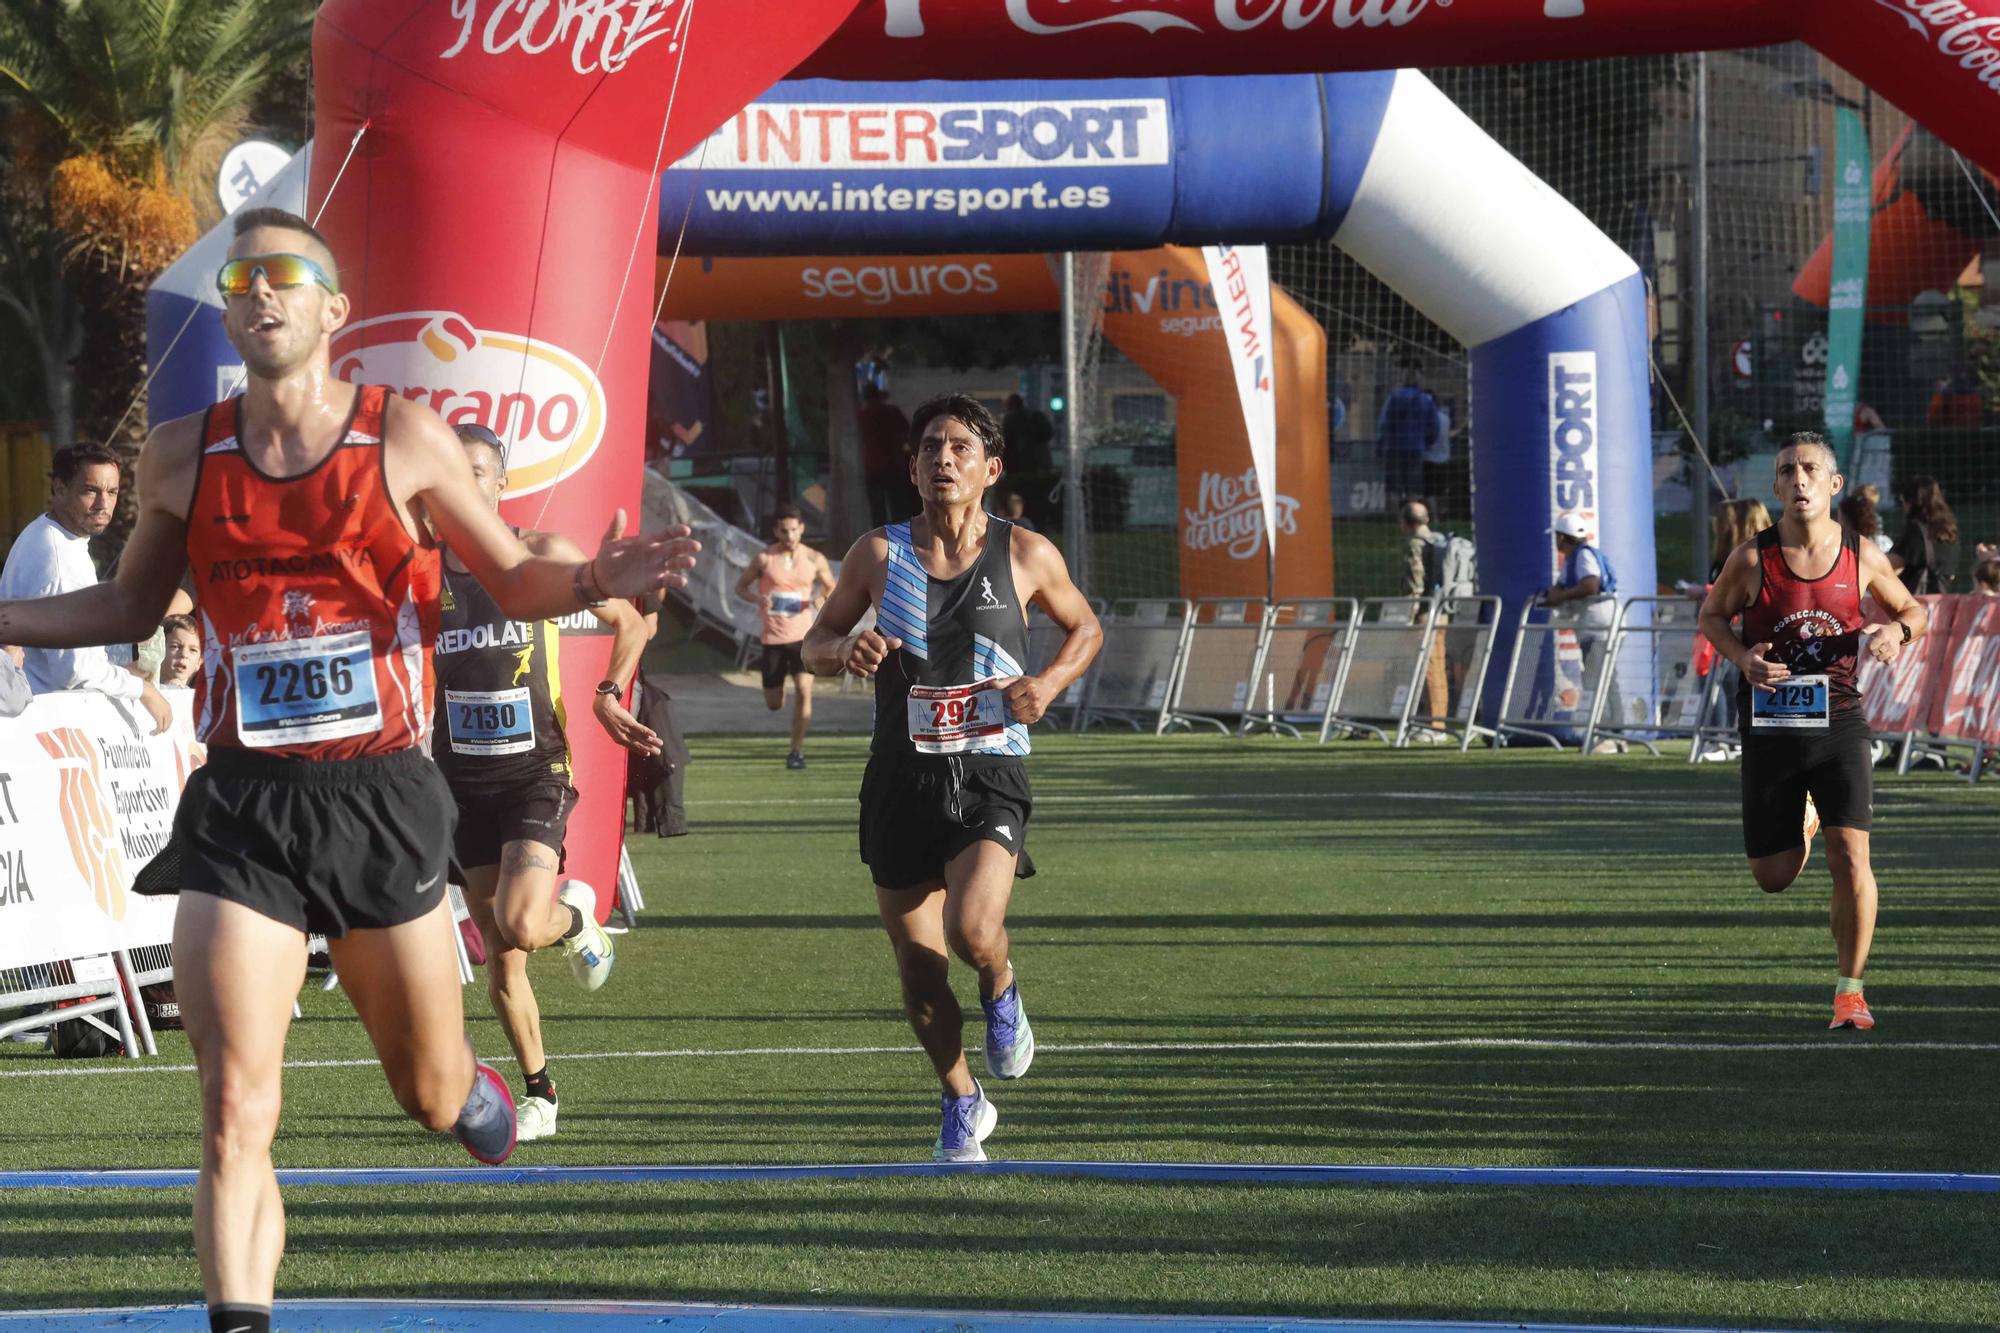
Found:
[803,2,2000,185]
[1936,598,2000,743]
[1856,594,1953,736]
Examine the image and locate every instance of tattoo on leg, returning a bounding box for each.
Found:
[503,845,556,874]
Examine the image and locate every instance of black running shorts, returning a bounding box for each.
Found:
[450,781,577,872]
[172,747,453,937]
[1739,713,1873,859]
[859,754,1036,891]
[761,640,807,690]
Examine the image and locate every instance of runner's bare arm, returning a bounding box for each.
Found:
[524,530,665,758]
[392,398,698,619]
[1856,539,1927,664]
[1698,540,1787,690]
[1001,528,1102,725]
[733,553,767,604]
[802,533,893,677]
[0,416,196,648]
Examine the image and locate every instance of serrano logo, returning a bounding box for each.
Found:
[1184,468,1300,559]
[332,312,606,498]
[35,727,126,922]
[882,0,1434,38]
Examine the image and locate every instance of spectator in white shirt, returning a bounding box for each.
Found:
[0,444,171,732]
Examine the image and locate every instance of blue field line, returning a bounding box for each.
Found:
[1,1160,1993,1192]
[0,1300,1822,1333]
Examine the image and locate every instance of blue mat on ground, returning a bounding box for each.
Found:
[0,1301,1816,1333]
[0,1161,1993,1192]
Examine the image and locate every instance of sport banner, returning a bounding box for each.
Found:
[1823,108,1871,473]
[1201,244,1278,568]
[0,691,194,971]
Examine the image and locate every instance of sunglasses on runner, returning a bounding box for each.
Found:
[215,253,337,298]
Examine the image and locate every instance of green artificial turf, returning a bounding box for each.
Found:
[1,734,1994,1329]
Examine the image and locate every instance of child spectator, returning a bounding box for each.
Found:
[159,614,201,688]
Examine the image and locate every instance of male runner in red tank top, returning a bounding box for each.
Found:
[0,208,700,1333]
[1699,432,1925,1031]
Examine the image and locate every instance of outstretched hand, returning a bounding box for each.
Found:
[589,510,701,599]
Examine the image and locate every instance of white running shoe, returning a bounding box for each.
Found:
[515,1096,559,1142]
[557,882,615,991]
[933,1080,998,1162]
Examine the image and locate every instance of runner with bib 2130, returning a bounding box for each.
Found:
[803,393,1101,1164]
[1698,431,1925,1033]
[0,207,701,1333]
[436,423,665,1144]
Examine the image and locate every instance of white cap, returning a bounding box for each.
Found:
[1548,514,1591,541]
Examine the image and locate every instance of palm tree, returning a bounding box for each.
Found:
[0,0,314,450]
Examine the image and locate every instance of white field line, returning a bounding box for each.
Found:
[5,1035,1996,1080]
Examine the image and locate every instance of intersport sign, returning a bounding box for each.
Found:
[331,312,606,498]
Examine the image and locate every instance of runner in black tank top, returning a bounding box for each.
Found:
[436,558,573,790]
[435,426,667,1142]
[803,393,1102,1163]
[1699,432,1927,1031]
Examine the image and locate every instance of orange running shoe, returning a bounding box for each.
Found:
[1802,793,1821,846]
[1830,991,1875,1030]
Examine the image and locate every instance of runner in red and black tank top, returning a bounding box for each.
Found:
[186,384,441,758]
[1736,525,1865,722]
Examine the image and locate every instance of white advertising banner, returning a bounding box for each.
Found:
[0,690,194,971]
[1201,243,1278,560]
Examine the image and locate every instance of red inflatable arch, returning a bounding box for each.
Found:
[309,0,2000,911]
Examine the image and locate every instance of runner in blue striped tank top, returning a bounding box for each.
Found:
[805,393,1101,1163]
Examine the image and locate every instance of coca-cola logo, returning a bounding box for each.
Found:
[883,0,1435,39]
[1866,0,2000,91]
[441,0,688,75]
[1183,468,1299,559]
[331,312,606,498]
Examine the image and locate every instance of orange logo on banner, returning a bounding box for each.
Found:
[36,726,127,921]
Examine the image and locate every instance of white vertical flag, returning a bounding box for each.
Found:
[1202,243,1278,558]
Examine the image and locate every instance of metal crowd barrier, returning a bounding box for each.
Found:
[1078,598,1193,733]
[1025,599,1106,729]
[1584,595,1710,756]
[1320,596,1439,746]
[1492,596,1619,750]
[1239,599,1359,739]
[1164,598,1271,735]
[1396,595,1503,750]
[0,954,140,1057]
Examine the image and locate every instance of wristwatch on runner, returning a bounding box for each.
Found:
[595,679,622,698]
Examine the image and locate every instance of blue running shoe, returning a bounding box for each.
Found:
[933,1079,998,1162]
[981,979,1035,1080]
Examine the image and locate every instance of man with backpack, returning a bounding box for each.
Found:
[1400,502,1476,735]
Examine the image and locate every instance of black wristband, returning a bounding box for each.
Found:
[1900,621,1912,645]
[573,560,605,608]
